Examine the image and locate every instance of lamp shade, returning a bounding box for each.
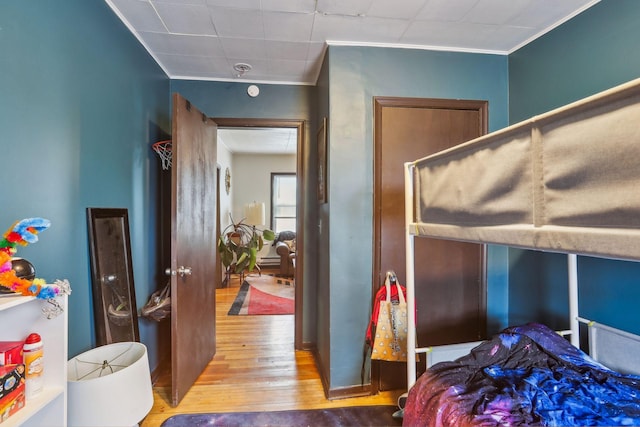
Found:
[67,342,153,427]
[245,201,265,226]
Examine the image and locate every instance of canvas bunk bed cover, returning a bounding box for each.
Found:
[409,77,640,261]
[402,77,640,426]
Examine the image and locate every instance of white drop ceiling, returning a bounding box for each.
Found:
[106,0,600,154]
[218,127,298,154]
[106,0,600,86]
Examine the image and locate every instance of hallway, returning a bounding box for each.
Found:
[141,271,401,426]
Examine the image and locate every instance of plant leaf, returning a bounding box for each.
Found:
[237,251,248,265]
[262,229,275,241]
[248,246,257,271]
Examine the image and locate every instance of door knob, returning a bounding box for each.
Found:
[177,266,192,277]
[165,266,193,277]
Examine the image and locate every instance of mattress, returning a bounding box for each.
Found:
[403,323,640,426]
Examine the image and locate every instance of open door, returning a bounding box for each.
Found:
[170,93,218,406]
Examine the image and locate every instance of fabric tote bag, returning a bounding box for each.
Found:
[371,272,408,362]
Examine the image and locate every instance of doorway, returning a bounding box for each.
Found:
[154,113,305,406]
[213,118,305,350]
[372,97,488,392]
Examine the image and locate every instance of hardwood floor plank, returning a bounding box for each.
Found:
[140,271,402,426]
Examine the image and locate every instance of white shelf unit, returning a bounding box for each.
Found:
[0,295,67,427]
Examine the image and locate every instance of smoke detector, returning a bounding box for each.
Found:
[233,63,252,78]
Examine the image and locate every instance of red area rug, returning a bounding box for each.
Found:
[227,274,294,315]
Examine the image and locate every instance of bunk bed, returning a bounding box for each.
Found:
[402,77,640,426]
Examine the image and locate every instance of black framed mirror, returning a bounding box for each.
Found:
[87,208,140,346]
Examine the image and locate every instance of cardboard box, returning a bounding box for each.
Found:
[0,343,23,366]
[0,364,25,423]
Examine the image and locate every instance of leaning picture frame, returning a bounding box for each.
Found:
[87,207,140,346]
[317,117,328,203]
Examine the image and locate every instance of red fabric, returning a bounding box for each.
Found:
[247,285,294,315]
[365,281,406,345]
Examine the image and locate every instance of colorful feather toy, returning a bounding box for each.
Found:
[0,218,70,317]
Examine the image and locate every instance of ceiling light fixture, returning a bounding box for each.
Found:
[233,62,252,78]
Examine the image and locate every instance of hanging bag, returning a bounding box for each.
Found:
[370,271,408,362]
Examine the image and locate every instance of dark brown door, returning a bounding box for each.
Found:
[170,93,218,406]
[372,97,488,392]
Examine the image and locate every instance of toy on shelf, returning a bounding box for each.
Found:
[0,218,71,318]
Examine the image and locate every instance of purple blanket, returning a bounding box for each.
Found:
[403,323,640,426]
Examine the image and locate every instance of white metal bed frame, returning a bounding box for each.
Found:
[403,77,640,389]
[405,163,640,389]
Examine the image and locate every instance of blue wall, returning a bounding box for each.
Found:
[487,245,510,333]
[314,56,331,384]
[510,0,640,124]
[508,0,640,334]
[325,46,509,389]
[1,1,170,364]
[170,81,314,121]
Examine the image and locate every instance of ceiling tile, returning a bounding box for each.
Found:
[153,3,216,35]
[265,40,310,60]
[141,32,225,56]
[153,0,206,4]
[205,0,261,9]
[367,0,427,20]
[157,53,227,76]
[267,58,307,76]
[219,128,297,154]
[220,38,267,61]
[312,14,408,44]
[209,6,265,38]
[464,0,533,25]
[414,0,479,22]
[263,11,314,42]
[316,0,373,17]
[401,20,497,50]
[261,0,316,13]
[109,0,167,32]
[509,0,593,28]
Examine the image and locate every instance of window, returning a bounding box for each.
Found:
[271,173,296,233]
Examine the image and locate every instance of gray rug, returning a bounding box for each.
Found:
[161,405,402,426]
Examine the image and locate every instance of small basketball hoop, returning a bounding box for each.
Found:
[152,140,172,170]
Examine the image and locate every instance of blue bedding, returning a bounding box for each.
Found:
[403,323,640,426]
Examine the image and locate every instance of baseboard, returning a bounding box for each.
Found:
[150,355,170,385]
[327,384,373,400]
[310,347,331,398]
[310,346,374,400]
[301,341,315,351]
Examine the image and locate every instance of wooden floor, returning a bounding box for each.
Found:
[141,270,402,426]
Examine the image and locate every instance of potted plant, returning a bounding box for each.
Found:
[218,216,275,277]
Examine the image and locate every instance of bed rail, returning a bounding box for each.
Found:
[404,162,417,388]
